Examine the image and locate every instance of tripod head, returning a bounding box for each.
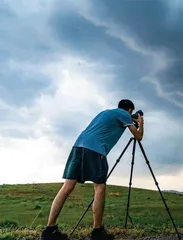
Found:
[131,110,144,129]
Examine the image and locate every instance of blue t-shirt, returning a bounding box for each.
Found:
[74,108,134,156]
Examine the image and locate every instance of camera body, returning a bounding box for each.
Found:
[131,110,143,119]
[131,110,143,129]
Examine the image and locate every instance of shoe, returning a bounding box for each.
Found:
[41,225,68,240]
[90,225,114,240]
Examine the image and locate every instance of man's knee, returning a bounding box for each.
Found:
[63,179,77,193]
[94,183,106,193]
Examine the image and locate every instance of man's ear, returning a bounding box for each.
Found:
[129,108,133,115]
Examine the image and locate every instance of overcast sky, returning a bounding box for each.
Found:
[0,0,182,191]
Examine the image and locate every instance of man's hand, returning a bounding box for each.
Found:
[133,114,144,125]
[128,114,144,141]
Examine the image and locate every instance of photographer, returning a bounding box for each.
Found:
[41,99,144,240]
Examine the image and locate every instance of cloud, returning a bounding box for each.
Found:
[0,54,114,137]
[51,0,183,109]
[0,0,61,63]
[0,136,68,184]
[0,60,52,106]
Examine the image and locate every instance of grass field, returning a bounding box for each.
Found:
[0,182,183,239]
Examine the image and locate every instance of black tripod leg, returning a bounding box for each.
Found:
[107,137,134,179]
[138,141,181,240]
[70,137,134,236]
[70,198,94,236]
[125,138,136,229]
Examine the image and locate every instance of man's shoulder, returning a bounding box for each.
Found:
[111,108,130,116]
[97,108,130,119]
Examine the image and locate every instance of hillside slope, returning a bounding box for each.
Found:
[0,183,182,239]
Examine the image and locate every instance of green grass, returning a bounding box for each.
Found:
[0,182,182,239]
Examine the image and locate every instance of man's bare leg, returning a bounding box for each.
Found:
[92,183,106,229]
[47,179,77,226]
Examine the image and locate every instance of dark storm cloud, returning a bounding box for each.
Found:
[0,68,51,106]
[0,0,64,63]
[88,0,183,108]
[0,1,59,106]
[50,0,183,111]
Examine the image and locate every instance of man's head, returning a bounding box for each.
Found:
[118,99,135,115]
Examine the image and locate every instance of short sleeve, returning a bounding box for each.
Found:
[116,111,134,127]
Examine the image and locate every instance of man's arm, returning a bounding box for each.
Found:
[128,115,144,141]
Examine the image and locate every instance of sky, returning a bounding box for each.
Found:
[0,0,182,191]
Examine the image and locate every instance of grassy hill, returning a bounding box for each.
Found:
[0,182,183,239]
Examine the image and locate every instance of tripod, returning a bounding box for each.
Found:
[70,138,181,240]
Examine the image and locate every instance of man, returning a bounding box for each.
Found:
[41,99,144,240]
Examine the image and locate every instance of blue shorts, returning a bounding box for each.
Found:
[62,147,109,184]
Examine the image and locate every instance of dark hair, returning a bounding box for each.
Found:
[118,99,135,111]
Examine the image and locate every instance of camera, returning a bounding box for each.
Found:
[131,110,143,129]
[131,110,143,119]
